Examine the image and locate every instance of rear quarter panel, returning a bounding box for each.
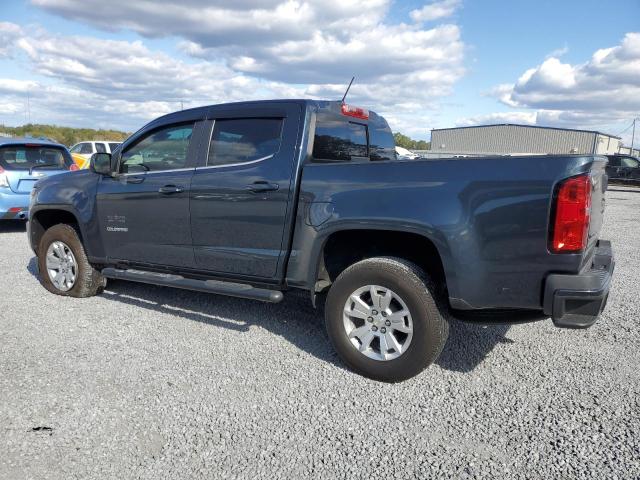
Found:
[288,155,603,310]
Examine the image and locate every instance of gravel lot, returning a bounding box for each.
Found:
[1,187,639,480]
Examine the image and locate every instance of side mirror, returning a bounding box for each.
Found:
[90,152,113,175]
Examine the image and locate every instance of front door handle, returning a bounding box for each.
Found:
[246,181,279,193]
[158,185,184,194]
[126,176,144,184]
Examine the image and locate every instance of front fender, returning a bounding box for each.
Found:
[30,171,104,259]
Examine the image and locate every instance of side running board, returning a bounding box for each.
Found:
[101,268,284,303]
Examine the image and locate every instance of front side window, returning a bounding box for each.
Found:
[313,118,368,162]
[108,143,121,153]
[207,118,283,167]
[79,143,93,154]
[621,156,639,168]
[607,156,621,167]
[0,146,70,170]
[120,124,193,173]
[95,143,107,153]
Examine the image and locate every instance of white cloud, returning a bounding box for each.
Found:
[0,22,22,57]
[499,32,640,116]
[463,33,640,144]
[456,111,537,127]
[410,0,461,22]
[2,0,467,135]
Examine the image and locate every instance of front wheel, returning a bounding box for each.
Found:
[37,223,106,297]
[325,257,448,382]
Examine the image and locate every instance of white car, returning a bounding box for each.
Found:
[70,141,122,168]
[395,146,420,160]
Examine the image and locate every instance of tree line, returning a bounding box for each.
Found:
[393,132,430,150]
[0,124,130,147]
[0,123,431,151]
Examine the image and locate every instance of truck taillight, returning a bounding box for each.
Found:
[551,174,592,253]
[341,103,369,120]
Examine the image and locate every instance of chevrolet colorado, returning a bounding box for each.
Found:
[28,100,614,381]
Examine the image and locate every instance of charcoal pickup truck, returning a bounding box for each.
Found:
[28,100,614,382]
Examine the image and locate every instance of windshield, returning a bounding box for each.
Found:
[0,145,71,171]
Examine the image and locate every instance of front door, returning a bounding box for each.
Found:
[190,104,301,279]
[97,122,199,267]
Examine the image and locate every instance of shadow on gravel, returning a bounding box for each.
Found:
[438,320,512,373]
[101,279,346,370]
[25,255,529,374]
[0,221,26,233]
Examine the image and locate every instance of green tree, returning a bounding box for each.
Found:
[0,124,131,147]
[393,132,430,150]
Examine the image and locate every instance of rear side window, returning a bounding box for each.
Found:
[313,119,368,162]
[0,146,69,170]
[120,124,193,173]
[95,143,107,153]
[207,118,283,167]
[607,156,621,167]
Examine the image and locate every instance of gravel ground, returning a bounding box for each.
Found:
[1,187,639,480]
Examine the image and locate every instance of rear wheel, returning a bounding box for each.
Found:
[325,257,448,382]
[37,224,106,297]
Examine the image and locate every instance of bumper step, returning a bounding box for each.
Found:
[101,268,284,303]
[543,240,614,328]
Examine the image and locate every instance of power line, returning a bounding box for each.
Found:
[616,119,635,137]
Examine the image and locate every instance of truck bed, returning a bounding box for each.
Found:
[288,154,608,311]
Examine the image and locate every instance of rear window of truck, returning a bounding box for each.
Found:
[0,145,70,171]
[312,112,397,162]
[313,118,368,162]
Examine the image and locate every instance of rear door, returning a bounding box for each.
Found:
[96,119,206,267]
[189,103,302,279]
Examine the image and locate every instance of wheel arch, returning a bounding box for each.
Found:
[308,226,453,305]
[30,206,83,255]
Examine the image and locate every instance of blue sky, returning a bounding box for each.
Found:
[0,0,639,144]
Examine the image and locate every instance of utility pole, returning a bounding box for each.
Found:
[632,117,636,155]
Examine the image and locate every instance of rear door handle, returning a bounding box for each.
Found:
[158,185,184,194]
[245,181,279,193]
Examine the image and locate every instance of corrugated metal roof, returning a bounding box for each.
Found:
[431,123,621,140]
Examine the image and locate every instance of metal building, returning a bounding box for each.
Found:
[429,124,623,157]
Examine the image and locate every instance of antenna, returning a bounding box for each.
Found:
[341,76,355,104]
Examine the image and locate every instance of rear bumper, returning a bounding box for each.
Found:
[543,240,614,328]
[0,190,30,219]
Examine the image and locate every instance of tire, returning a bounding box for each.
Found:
[325,257,448,382]
[37,223,106,298]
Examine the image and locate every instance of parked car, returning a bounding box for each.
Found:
[70,141,122,169]
[27,100,614,382]
[606,154,640,185]
[0,138,77,220]
[395,145,419,160]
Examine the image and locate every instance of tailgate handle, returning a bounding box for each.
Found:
[158,185,183,194]
[246,181,279,193]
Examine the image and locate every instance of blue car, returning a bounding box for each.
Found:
[0,137,77,220]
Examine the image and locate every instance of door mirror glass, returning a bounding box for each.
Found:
[90,152,112,175]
